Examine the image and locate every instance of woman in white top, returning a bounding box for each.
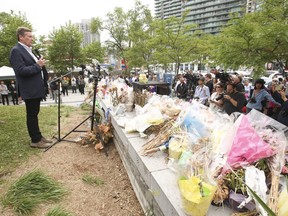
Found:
[0,81,9,105]
[209,83,224,111]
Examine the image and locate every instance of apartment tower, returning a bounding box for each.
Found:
[155,0,248,34]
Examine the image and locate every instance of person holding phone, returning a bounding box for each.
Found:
[246,79,281,113]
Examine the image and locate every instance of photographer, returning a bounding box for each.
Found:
[222,82,246,115]
[232,74,245,93]
[212,69,231,87]
[246,79,281,114]
[184,71,200,95]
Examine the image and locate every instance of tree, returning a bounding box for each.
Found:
[125,1,154,70]
[212,0,288,77]
[48,22,83,73]
[152,12,201,75]
[0,11,31,66]
[104,7,130,74]
[82,41,105,64]
[90,17,102,35]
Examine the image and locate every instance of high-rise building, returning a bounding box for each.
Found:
[75,19,100,47]
[155,0,248,34]
[246,0,257,13]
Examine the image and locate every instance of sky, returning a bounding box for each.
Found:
[0,0,155,41]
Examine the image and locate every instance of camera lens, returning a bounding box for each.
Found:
[215,93,224,101]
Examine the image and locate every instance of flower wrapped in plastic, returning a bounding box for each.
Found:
[246,110,287,214]
[176,103,215,138]
[278,177,288,216]
[221,114,277,174]
[246,110,288,214]
[220,110,288,214]
[178,176,217,216]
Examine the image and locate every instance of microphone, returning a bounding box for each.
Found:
[33,48,49,84]
[34,48,41,59]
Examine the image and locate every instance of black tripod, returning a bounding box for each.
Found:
[45,75,108,156]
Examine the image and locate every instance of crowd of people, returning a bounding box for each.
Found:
[46,74,87,104]
[173,70,288,126]
[0,80,19,105]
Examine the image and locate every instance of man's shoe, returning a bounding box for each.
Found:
[30,140,52,149]
[41,137,53,143]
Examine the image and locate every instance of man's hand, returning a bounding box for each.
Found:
[224,95,231,100]
[280,90,287,102]
[37,57,46,67]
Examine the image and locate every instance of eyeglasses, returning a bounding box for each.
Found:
[216,86,222,88]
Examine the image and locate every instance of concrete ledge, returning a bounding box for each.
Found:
[99,98,233,216]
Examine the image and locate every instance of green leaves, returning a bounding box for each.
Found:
[48,22,83,73]
[213,0,288,76]
[2,170,67,215]
[0,11,32,67]
[82,174,104,186]
[246,184,276,216]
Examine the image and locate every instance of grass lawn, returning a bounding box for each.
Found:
[0,105,76,176]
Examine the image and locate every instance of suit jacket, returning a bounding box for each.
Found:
[9,43,45,100]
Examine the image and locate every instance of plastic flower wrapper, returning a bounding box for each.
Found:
[238,166,268,216]
[135,95,163,116]
[266,132,286,214]
[146,94,162,107]
[176,103,214,137]
[246,110,287,214]
[168,130,202,175]
[177,151,193,174]
[221,114,275,174]
[278,176,288,216]
[159,97,182,119]
[126,86,134,104]
[168,133,189,160]
[247,109,288,134]
[178,176,217,216]
[246,110,287,175]
[210,112,233,153]
[181,138,216,183]
[208,120,233,174]
[142,95,181,119]
[124,109,165,134]
[177,135,221,215]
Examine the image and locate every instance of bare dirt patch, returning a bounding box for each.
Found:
[0,109,144,216]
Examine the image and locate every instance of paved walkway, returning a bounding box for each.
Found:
[0,90,87,107]
[41,90,87,107]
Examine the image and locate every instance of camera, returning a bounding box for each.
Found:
[215,72,231,85]
[275,84,284,91]
[249,97,256,103]
[215,93,224,101]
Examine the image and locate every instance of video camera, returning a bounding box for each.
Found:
[184,73,200,87]
[215,72,231,85]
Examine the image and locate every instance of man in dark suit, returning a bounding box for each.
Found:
[9,27,52,148]
[8,80,18,105]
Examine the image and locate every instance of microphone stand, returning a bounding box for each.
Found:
[45,72,108,156]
